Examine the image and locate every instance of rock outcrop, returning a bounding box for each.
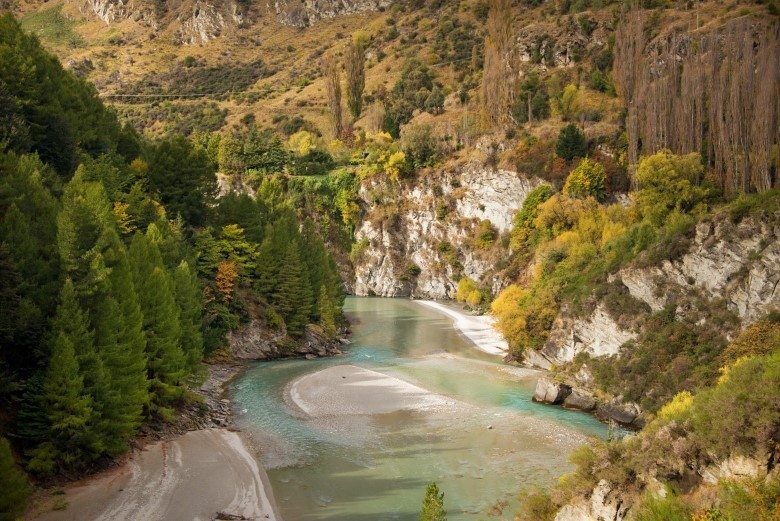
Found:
[272,0,393,28]
[554,480,629,521]
[228,320,342,360]
[532,377,571,404]
[353,162,546,299]
[619,215,780,326]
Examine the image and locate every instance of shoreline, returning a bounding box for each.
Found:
[28,361,284,521]
[415,299,509,356]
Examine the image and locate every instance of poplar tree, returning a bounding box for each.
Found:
[345,39,366,120]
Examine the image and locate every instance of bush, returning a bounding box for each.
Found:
[473,219,496,249]
[400,123,439,168]
[634,150,712,225]
[555,124,587,162]
[632,491,691,521]
[564,158,607,202]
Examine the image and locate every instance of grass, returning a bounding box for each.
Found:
[21,3,84,49]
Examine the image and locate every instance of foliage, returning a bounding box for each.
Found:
[143,135,218,226]
[632,491,691,521]
[455,278,488,308]
[555,124,587,162]
[419,482,446,521]
[634,150,712,225]
[356,132,411,181]
[344,39,366,120]
[473,219,497,249]
[400,123,439,168]
[382,59,443,137]
[0,437,30,520]
[564,158,606,202]
[516,487,556,521]
[511,70,550,124]
[509,184,554,255]
[1,14,138,174]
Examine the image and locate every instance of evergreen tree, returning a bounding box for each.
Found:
[272,242,312,336]
[27,279,96,474]
[57,174,149,455]
[172,261,204,374]
[0,437,30,520]
[317,285,336,338]
[28,332,92,474]
[129,232,186,415]
[143,136,218,226]
[555,123,588,162]
[419,482,447,521]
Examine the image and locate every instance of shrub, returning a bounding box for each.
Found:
[632,491,691,521]
[400,123,439,168]
[510,184,554,254]
[473,219,497,249]
[564,158,607,201]
[555,124,587,162]
[634,150,712,225]
[0,437,30,520]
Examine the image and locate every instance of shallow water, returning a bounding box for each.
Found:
[233,297,611,520]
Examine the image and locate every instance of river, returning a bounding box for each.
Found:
[232,297,610,520]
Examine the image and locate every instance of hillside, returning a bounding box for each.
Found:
[2,0,779,519]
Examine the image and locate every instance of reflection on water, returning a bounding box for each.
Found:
[233,297,610,520]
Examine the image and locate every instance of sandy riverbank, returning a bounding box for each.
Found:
[416,300,509,356]
[32,428,280,521]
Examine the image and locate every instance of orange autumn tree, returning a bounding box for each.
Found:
[215,260,238,303]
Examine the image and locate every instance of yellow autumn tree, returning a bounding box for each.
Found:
[215,260,238,303]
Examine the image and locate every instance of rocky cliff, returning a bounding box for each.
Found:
[531,209,780,370]
[352,162,546,299]
[271,0,392,28]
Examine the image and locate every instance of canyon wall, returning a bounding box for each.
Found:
[352,162,546,299]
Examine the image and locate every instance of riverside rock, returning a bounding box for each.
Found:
[532,377,571,405]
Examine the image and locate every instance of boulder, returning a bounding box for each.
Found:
[563,389,596,411]
[533,377,572,404]
[596,400,642,427]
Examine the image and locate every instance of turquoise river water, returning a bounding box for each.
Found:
[232,297,611,520]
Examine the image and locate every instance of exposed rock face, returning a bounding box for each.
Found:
[532,377,571,405]
[272,0,392,28]
[539,303,638,366]
[83,0,134,23]
[353,163,546,299]
[595,399,642,428]
[619,215,780,326]
[176,0,245,44]
[554,480,629,521]
[228,320,342,360]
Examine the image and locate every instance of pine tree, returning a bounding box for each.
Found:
[555,123,588,162]
[172,261,204,374]
[272,243,312,336]
[27,279,96,474]
[57,175,149,456]
[419,482,447,521]
[129,232,186,414]
[317,285,336,338]
[28,332,93,474]
[0,437,30,520]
